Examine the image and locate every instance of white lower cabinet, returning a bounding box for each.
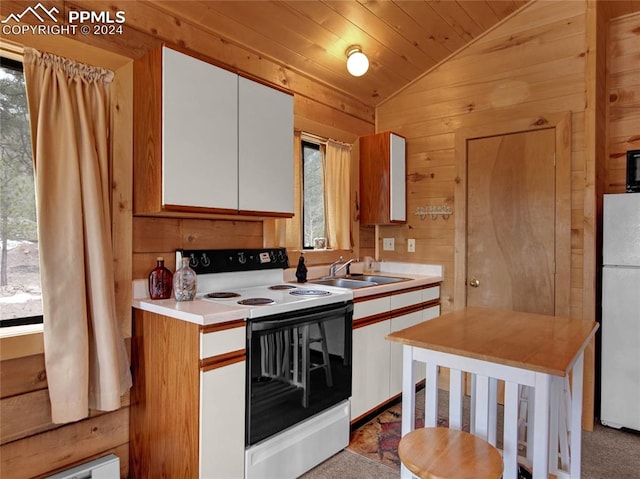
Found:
[351,319,391,419]
[351,284,441,421]
[200,361,246,479]
[389,305,440,397]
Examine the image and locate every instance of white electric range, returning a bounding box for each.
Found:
[176,248,354,479]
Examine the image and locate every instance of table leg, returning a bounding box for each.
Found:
[425,362,438,427]
[532,373,551,479]
[401,345,416,479]
[569,354,584,479]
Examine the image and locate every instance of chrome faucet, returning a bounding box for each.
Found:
[327,256,355,278]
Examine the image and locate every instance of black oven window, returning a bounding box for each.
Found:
[246,302,353,446]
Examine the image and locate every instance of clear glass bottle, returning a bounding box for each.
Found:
[148,257,173,300]
[173,257,197,301]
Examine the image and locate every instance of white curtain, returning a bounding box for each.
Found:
[324,140,352,250]
[23,47,131,423]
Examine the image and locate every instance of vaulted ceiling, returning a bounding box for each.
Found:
[3,1,639,107]
[148,1,531,105]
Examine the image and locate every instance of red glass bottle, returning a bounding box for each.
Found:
[148,257,173,299]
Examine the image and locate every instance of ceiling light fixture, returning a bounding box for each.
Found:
[346,45,369,77]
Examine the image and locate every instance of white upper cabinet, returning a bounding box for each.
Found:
[133,46,294,217]
[238,76,294,215]
[389,133,406,222]
[162,47,238,211]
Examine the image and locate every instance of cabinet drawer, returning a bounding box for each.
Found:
[354,297,390,320]
[201,326,246,359]
[390,290,423,310]
[422,285,440,302]
[423,304,440,322]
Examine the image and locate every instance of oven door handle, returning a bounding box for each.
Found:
[250,305,352,332]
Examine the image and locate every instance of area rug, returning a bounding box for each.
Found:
[346,388,466,471]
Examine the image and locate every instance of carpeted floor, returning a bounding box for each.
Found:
[301,389,640,479]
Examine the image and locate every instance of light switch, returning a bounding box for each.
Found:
[383,238,395,251]
[407,238,415,253]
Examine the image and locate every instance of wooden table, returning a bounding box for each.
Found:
[386,306,598,479]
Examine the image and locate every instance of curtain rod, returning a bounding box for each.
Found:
[298,130,352,149]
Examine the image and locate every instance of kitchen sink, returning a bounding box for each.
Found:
[311,278,378,289]
[345,274,411,284]
[311,274,411,289]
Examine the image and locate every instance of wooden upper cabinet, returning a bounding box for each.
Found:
[133,46,294,217]
[359,131,407,225]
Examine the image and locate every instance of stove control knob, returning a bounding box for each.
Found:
[238,252,247,264]
[189,254,198,267]
[269,251,276,262]
[200,253,210,267]
[278,250,286,263]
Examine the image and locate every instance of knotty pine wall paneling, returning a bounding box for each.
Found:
[378,0,586,316]
[0,3,372,478]
[375,0,611,428]
[0,31,133,479]
[607,12,640,192]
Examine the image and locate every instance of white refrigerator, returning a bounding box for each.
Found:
[601,192,640,431]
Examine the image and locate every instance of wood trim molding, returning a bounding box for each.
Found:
[0,330,44,360]
[200,349,246,372]
[353,300,441,329]
[201,320,246,335]
[354,283,441,303]
[353,312,390,330]
[389,300,441,320]
[353,291,391,303]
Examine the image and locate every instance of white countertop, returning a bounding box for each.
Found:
[132,262,443,326]
[132,292,250,325]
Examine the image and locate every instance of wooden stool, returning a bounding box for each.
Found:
[293,322,333,408]
[398,427,503,479]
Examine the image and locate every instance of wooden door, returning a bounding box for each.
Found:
[466,128,556,315]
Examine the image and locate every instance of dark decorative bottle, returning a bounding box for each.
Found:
[148,257,173,299]
[295,253,308,283]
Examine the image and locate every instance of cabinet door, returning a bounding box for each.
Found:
[389,307,441,396]
[359,131,406,225]
[351,320,391,420]
[389,133,406,222]
[200,361,246,478]
[162,47,238,210]
[238,76,294,215]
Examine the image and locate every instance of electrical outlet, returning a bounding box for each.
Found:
[407,238,416,253]
[383,238,395,251]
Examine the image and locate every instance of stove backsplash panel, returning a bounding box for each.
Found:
[176,248,289,274]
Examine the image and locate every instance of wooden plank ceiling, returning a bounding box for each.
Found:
[3,1,639,106]
[148,0,531,106]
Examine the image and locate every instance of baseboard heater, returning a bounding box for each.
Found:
[46,454,120,479]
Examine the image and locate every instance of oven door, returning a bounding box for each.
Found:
[246,301,353,446]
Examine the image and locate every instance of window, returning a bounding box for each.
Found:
[302,140,326,249]
[0,57,42,327]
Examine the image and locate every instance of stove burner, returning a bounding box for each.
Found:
[269,284,297,290]
[206,292,241,299]
[238,297,276,306]
[289,289,331,297]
